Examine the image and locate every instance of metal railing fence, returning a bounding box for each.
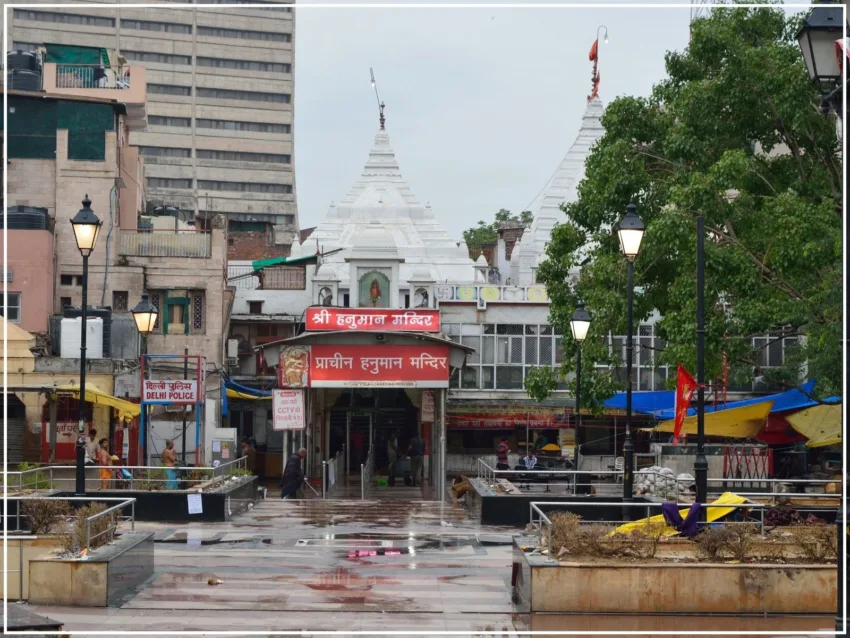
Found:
[322,447,345,499]
[361,446,375,500]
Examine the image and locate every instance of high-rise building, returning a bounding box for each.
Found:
[8,1,299,257]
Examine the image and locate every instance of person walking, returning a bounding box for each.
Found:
[387,430,399,486]
[407,430,425,487]
[241,440,256,475]
[495,438,511,471]
[97,438,113,490]
[281,448,307,499]
[162,440,178,489]
[85,429,99,466]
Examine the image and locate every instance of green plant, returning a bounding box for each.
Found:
[185,469,213,486]
[60,502,117,554]
[16,462,51,491]
[137,469,168,491]
[21,499,71,534]
[228,468,254,478]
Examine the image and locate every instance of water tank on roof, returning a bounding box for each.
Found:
[6,50,41,72]
[6,68,41,92]
[64,306,112,358]
[60,317,104,360]
[6,206,49,230]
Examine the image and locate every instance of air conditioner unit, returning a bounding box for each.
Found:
[226,357,238,367]
[477,297,487,310]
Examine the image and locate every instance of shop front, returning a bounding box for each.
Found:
[259,307,472,499]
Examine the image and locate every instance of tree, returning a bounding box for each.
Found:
[532,5,842,403]
[463,209,533,253]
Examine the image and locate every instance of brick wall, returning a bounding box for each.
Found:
[227,230,291,261]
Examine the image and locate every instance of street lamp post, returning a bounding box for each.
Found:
[132,292,159,469]
[694,213,708,519]
[70,195,102,496]
[616,203,645,504]
[570,302,592,495]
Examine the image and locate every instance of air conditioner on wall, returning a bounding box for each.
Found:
[226,357,238,367]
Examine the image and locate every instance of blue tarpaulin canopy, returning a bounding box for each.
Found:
[603,391,674,415]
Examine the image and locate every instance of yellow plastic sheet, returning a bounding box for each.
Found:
[611,492,750,537]
[652,402,772,439]
[56,383,141,422]
[226,389,272,400]
[786,404,842,448]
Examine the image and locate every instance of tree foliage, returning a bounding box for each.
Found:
[463,208,533,252]
[534,6,842,402]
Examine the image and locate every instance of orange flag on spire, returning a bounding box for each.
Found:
[589,39,599,62]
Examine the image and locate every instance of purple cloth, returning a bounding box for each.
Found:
[661,502,702,538]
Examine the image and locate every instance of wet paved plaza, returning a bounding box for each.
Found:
[24,495,834,636]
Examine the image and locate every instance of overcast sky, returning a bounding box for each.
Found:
[292,3,696,239]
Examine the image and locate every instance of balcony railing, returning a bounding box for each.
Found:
[119,230,211,258]
[55,64,131,90]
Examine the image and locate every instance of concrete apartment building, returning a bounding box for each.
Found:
[8,1,298,260]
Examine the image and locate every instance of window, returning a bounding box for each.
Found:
[148,84,192,96]
[60,274,83,286]
[138,146,192,158]
[229,221,267,232]
[14,9,115,27]
[121,19,192,34]
[148,290,204,334]
[196,119,290,134]
[198,181,291,194]
[148,115,191,128]
[3,293,21,323]
[148,177,192,189]
[197,26,291,42]
[122,51,191,65]
[248,301,264,314]
[197,57,290,73]
[112,290,128,312]
[196,88,290,103]
[197,149,290,164]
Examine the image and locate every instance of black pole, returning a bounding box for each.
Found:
[623,260,634,503]
[836,496,845,634]
[181,346,188,464]
[574,345,590,495]
[74,253,89,496]
[694,214,708,518]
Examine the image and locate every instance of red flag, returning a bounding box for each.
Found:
[589,39,599,62]
[673,365,697,445]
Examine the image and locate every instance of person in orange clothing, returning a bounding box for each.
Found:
[97,438,113,490]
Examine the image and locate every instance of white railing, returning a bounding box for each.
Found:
[322,446,345,499]
[55,64,131,90]
[361,446,374,500]
[119,231,212,258]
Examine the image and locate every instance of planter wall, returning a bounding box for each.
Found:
[2,536,66,600]
[29,531,154,607]
[513,538,836,615]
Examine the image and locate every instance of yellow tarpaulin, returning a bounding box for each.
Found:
[226,389,272,400]
[612,492,750,537]
[651,402,773,439]
[786,404,842,448]
[56,383,141,422]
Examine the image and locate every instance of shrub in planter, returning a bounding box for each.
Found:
[21,499,71,534]
[792,523,837,563]
[60,503,117,554]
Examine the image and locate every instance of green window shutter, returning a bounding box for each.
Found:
[44,44,106,65]
[57,101,115,161]
[7,98,57,159]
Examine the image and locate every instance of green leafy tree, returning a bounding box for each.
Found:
[463,209,533,253]
[532,5,842,403]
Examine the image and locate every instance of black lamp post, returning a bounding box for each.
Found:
[694,214,708,518]
[796,3,846,116]
[70,195,102,496]
[616,203,645,503]
[570,301,592,494]
[132,292,158,468]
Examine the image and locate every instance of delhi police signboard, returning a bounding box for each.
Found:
[142,380,199,404]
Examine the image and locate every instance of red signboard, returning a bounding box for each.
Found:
[306,308,441,333]
[310,345,450,388]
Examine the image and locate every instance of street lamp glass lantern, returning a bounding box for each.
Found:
[796,5,844,89]
[570,301,592,342]
[70,195,102,257]
[131,293,159,335]
[616,203,645,260]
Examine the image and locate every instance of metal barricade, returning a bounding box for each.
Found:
[361,446,375,500]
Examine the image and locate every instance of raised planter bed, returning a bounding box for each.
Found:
[512,536,837,614]
[29,531,154,607]
[53,476,258,523]
[467,478,653,526]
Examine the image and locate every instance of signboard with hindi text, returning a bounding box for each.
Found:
[306,307,441,333]
[310,345,450,388]
[142,380,199,404]
[273,389,306,430]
